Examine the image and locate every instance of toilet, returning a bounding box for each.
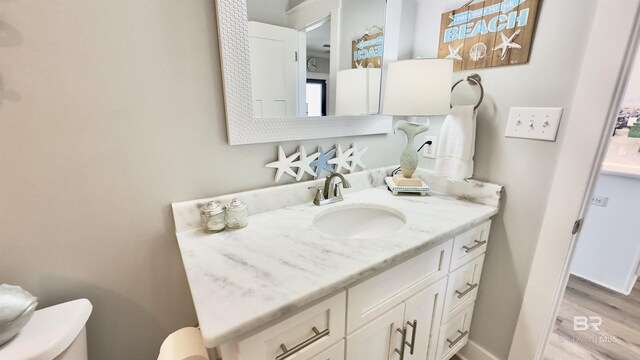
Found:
[0,298,92,360]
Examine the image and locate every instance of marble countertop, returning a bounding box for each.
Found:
[602,135,640,179]
[176,186,498,348]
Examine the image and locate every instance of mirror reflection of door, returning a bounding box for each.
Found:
[248,21,300,118]
[305,18,331,117]
[246,0,387,119]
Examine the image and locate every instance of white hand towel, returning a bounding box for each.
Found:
[434,105,476,181]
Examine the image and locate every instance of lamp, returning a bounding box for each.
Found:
[383,59,453,188]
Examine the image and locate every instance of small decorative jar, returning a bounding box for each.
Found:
[225,198,248,229]
[200,201,226,233]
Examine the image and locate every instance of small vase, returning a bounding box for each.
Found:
[395,120,430,178]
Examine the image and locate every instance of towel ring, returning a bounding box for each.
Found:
[451,73,484,110]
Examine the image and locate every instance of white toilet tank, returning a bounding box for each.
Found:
[0,298,92,360]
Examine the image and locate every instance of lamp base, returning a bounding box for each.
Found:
[385,177,430,196]
[391,174,423,187]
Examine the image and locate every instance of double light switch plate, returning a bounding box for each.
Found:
[505,107,563,141]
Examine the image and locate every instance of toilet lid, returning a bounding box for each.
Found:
[0,298,92,360]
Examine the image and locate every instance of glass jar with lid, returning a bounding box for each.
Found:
[200,201,226,233]
[225,198,248,229]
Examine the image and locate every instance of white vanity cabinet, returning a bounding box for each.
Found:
[218,220,492,360]
[346,278,448,360]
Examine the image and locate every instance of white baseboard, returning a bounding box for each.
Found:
[456,340,500,360]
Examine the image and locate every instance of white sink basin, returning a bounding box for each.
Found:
[313,204,406,239]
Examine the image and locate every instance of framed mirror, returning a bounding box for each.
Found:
[215,0,395,145]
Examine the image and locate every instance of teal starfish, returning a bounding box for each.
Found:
[310,147,336,177]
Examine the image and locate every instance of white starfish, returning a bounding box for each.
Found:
[328,144,354,173]
[349,145,368,173]
[445,44,463,61]
[290,145,319,181]
[493,29,521,60]
[265,145,300,182]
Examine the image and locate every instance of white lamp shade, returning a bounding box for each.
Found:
[382,59,453,116]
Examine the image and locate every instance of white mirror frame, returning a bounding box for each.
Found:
[215,0,393,145]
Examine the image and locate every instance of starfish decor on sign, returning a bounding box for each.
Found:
[493,29,522,60]
[265,145,300,182]
[445,44,463,61]
[290,146,320,181]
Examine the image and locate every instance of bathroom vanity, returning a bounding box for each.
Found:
[172,168,502,360]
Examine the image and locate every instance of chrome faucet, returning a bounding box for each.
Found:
[308,172,352,206]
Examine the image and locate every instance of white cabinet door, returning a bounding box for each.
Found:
[403,278,448,360]
[248,21,299,118]
[346,303,405,360]
[309,340,345,360]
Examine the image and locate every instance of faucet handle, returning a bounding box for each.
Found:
[308,186,324,204]
[334,184,343,198]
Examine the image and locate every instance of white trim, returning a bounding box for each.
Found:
[509,2,640,360]
[215,0,393,145]
[458,340,500,360]
[570,273,635,296]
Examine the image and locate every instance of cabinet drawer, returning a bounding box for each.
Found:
[450,221,491,270]
[238,292,346,360]
[442,255,485,323]
[309,340,344,360]
[347,240,453,333]
[436,302,475,360]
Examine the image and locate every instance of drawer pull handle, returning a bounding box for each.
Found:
[455,282,479,298]
[446,330,469,348]
[276,326,330,360]
[463,240,486,253]
[406,320,418,355]
[394,327,408,359]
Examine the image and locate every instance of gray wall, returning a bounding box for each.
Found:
[0,1,404,359]
[408,0,598,358]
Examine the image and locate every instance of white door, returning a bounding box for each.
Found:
[346,303,405,360]
[404,278,448,360]
[248,21,299,117]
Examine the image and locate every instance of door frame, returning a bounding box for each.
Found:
[509,1,640,359]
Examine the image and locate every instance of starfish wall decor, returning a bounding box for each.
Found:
[265,144,369,182]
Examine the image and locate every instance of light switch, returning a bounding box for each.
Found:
[505,107,563,141]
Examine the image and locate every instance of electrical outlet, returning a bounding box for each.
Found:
[505,107,563,141]
[591,195,608,207]
[422,136,438,159]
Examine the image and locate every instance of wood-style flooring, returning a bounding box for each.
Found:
[544,276,640,360]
